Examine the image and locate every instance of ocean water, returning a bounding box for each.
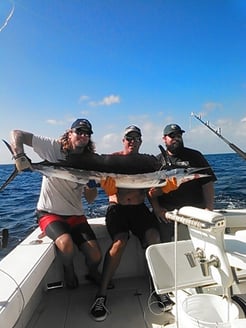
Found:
[0,153,245,260]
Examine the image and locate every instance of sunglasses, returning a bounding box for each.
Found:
[73,128,90,136]
[125,136,142,143]
[166,132,182,139]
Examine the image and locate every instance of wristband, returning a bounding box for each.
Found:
[13,152,26,160]
[87,180,97,188]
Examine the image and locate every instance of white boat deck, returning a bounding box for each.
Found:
[3,209,246,328]
[26,276,176,328]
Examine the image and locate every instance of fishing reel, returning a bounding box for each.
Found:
[0,229,9,249]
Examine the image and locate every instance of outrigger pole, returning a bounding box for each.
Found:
[191,112,246,161]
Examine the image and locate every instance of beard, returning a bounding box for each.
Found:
[166,138,184,155]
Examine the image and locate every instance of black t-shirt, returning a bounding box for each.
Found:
[156,147,217,210]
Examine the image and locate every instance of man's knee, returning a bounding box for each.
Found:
[109,238,127,256]
[55,233,74,254]
[145,228,160,245]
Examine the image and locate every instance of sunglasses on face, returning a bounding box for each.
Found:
[125,136,142,143]
[72,128,90,136]
[166,132,182,139]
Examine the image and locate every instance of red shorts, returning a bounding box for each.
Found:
[39,213,87,232]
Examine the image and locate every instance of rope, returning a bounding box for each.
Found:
[166,212,212,229]
[0,267,25,327]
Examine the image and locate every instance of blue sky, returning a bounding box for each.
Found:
[0,0,245,164]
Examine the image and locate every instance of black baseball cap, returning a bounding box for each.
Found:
[163,124,185,136]
[71,119,93,134]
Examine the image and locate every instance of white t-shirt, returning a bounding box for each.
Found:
[32,135,85,216]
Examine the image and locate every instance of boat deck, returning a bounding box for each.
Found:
[26,276,176,328]
[4,211,246,328]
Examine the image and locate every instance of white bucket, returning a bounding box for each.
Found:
[181,294,239,328]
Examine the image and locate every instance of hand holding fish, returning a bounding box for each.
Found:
[14,153,32,172]
[149,177,178,197]
[161,177,178,193]
[100,177,117,196]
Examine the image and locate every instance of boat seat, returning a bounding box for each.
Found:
[172,207,246,285]
[215,209,246,229]
[146,240,215,295]
[0,227,55,328]
[225,233,246,271]
[146,207,246,296]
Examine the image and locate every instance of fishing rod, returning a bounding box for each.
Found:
[191,112,246,161]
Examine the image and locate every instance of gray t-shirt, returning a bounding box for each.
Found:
[33,135,84,216]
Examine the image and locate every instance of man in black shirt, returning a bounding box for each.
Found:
[149,123,217,242]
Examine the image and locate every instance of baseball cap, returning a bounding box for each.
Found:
[163,124,185,136]
[124,125,142,136]
[71,119,93,134]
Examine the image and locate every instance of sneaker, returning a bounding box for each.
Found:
[154,292,175,312]
[90,296,109,321]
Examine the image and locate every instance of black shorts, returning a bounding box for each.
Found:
[105,203,159,245]
[36,210,97,247]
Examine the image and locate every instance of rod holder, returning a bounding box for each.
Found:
[185,252,197,268]
[185,247,206,268]
[199,255,220,277]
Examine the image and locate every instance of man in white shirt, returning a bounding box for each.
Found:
[11,118,102,289]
